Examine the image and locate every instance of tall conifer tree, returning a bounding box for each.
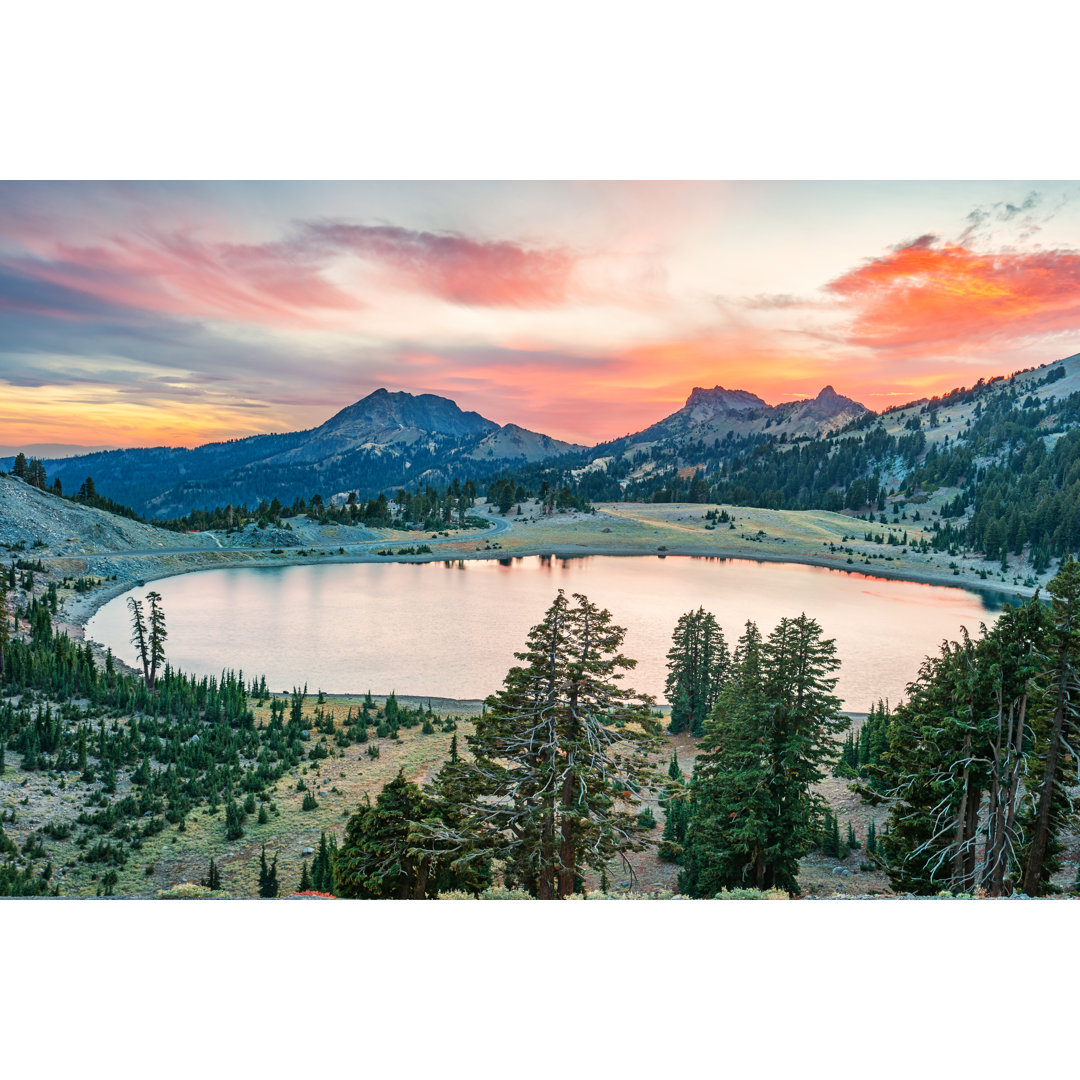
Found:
[426,590,663,898]
[665,608,729,736]
[681,615,847,895]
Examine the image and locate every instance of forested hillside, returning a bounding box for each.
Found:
[567,354,1080,569]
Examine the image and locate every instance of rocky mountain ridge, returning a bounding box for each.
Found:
[607,383,868,462]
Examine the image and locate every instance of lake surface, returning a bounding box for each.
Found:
[85,555,1010,712]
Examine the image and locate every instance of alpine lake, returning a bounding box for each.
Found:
[85,554,1012,713]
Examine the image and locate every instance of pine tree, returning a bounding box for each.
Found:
[1020,556,1080,894]
[665,608,729,736]
[335,772,437,899]
[201,858,222,891]
[225,800,245,841]
[299,861,312,892]
[820,810,842,859]
[26,457,47,489]
[680,621,771,895]
[146,591,167,688]
[311,830,337,893]
[680,615,847,896]
[423,590,664,898]
[864,595,1054,895]
[258,846,279,898]
[127,596,151,684]
[659,794,690,861]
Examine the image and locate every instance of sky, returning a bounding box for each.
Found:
[3,179,1080,449]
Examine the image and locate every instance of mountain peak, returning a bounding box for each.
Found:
[321,388,498,440]
[685,385,768,412]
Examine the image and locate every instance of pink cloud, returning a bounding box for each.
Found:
[299,221,576,308]
[0,218,582,331]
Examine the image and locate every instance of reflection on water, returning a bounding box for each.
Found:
[86,555,1011,712]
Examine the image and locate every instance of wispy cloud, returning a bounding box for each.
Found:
[297,221,577,308]
[0,216,583,335]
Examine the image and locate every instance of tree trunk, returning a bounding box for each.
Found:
[409,857,431,900]
[1022,657,1069,895]
[962,779,980,887]
[984,714,1005,897]
[557,777,577,899]
[951,733,973,890]
[537,812,557,900]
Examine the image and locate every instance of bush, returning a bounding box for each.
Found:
[658,840,683,863]
[225,800,245,840]
[157,883,230,899]
[302,792,318,811]
[713,888,789,900]
[437,886,534,900]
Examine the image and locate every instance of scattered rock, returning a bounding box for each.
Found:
[301,847,314,856]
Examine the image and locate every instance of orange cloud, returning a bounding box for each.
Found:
[827,236,1080,355]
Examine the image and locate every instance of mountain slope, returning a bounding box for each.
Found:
[465,423,586,464]
[0,474,210,555]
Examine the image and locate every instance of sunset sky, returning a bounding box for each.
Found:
[3,180,1080,449]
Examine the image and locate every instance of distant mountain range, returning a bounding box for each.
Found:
[0,388,587,519]
[7,354,1080,575]
[0,443,119,458]
[0,378,868,519]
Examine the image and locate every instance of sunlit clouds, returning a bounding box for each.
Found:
[2,181,1080,448]
[827,235,1080,355]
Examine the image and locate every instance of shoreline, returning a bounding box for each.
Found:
[52,532,1029,704]
[60,536,1031,636]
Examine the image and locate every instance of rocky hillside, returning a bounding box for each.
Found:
[465,423,585,464]
[625,383,868,452]
[0,474,211,556]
